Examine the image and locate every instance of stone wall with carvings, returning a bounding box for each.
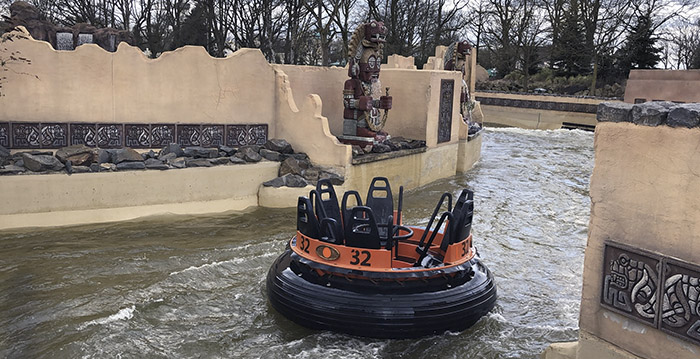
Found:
[544,101,700,359]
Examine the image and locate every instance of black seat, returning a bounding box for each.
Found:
[296,196,320,239]
[366,177,393,238]
[344,206,382,249]
[441,189,474,252]
[314,179,342,226]
[341,190,363,226]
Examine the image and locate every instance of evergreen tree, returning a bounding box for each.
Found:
[551,0,590,77]
[616,14,662,77]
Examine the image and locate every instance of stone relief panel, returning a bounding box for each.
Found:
[601,242,661,327]
[438,79,454,144]
[601,241,700,345]
[0,122,268,149]
[0,122,9,147]
[660,258,700,345]
[226,125,268,147]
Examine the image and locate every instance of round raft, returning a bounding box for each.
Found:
[266,177,497,338]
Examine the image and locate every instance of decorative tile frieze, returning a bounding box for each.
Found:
[602,241,700,345]
[0,122,268,149]
[438,79,454,144]
[660,258,700,345]
[601,242,661,327]
[0,122,8,148]
[226,124,269,147]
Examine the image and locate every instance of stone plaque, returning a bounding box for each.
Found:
[176,124,202,147]
[200,125,225,147]
[226,124,268,147]
[40,123,68,147]
[601,242,661,327]
[660,258,700,345]
[0,122,10,148]
[11,122,41,149]
[125,124,151,148]
[151,124,175,147]
[438,79,454,143]
[70,123,97,147]
[96,124,123,148]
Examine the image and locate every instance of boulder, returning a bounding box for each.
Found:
[229,156,246,164]
[113,148,143,164]
[97,149,113,163]
[262,176,286,187]
[351,145,365,156]
[168,157,186,169]
[279,157,305,176]
[185,158,213,167]
[291,153,310,162]
[302,167,321,182]
[210,157,230,165]
[667,104,700,128]
[264,139,294,154]
[372,143,391,153]
[160,143,184,158]
[283,174,308,188]
[99,163,116,171]
[159,152,177,162]
[0,145,10,166]
[0,165,26,175]
[260,148,281,161]
[319,168,345,185]
[184,146,218,158]
[218,145,236,156]
[144,158,169,170]
[141,150,158,160]
[116,161,146,170]
[22,153,64,172]
[55,145,95,165]
[597,102,633,123]
[632,101,675,127]
[235,146,262,162]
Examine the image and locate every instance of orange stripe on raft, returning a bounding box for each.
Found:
[290,230,474,273]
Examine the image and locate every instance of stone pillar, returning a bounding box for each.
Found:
[543,102,700,359]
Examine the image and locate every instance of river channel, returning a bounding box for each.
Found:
[0,128,594,358]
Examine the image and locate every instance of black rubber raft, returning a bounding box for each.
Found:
[266,177,497,339]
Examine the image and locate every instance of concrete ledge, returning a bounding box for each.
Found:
[542,331,644,359]
[0,162,279,230]
[258,184,314,208]
[457,132,482,173]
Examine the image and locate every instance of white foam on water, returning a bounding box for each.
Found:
[79,305,135,329]
[168,258,244,276]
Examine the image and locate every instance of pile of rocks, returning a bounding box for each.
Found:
[351,137,426,157]
[598,101,700,128]
[0,139,345,184]
[262,155,345,188]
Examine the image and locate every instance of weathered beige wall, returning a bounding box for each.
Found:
[0,33,277,127]
[274,64,463,147]
[624,69,700,104]
[386,54,416,69]
[457,134,482,173]
[576,122,700,359]
[0,163,279,229]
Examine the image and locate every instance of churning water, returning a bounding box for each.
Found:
[0,128,594,358]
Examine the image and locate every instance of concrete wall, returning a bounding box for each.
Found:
[624,70,700,104]
[543,102,700,359]
[476,91,608,129]
[274,64,464,147]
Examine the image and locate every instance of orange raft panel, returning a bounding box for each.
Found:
[266,177,497,338]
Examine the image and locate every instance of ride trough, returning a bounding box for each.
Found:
[266,177,497,338]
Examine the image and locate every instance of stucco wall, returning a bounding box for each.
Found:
[274,64,463,147]
[578,121,700,359]
[624,69,700,104]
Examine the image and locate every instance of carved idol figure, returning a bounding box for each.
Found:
[342,21,392,141]
[444,41,474,125]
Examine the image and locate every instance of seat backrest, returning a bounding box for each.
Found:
[320,217,343,245]
[365,177,393,237]
[314,179,342,225]
[344,206,382,249]
[442,189,474,251]
[297,196,320,239]
[341,190,363,226]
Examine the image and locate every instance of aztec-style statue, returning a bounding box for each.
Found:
[444,41,474,125]
[341,20,392,143]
